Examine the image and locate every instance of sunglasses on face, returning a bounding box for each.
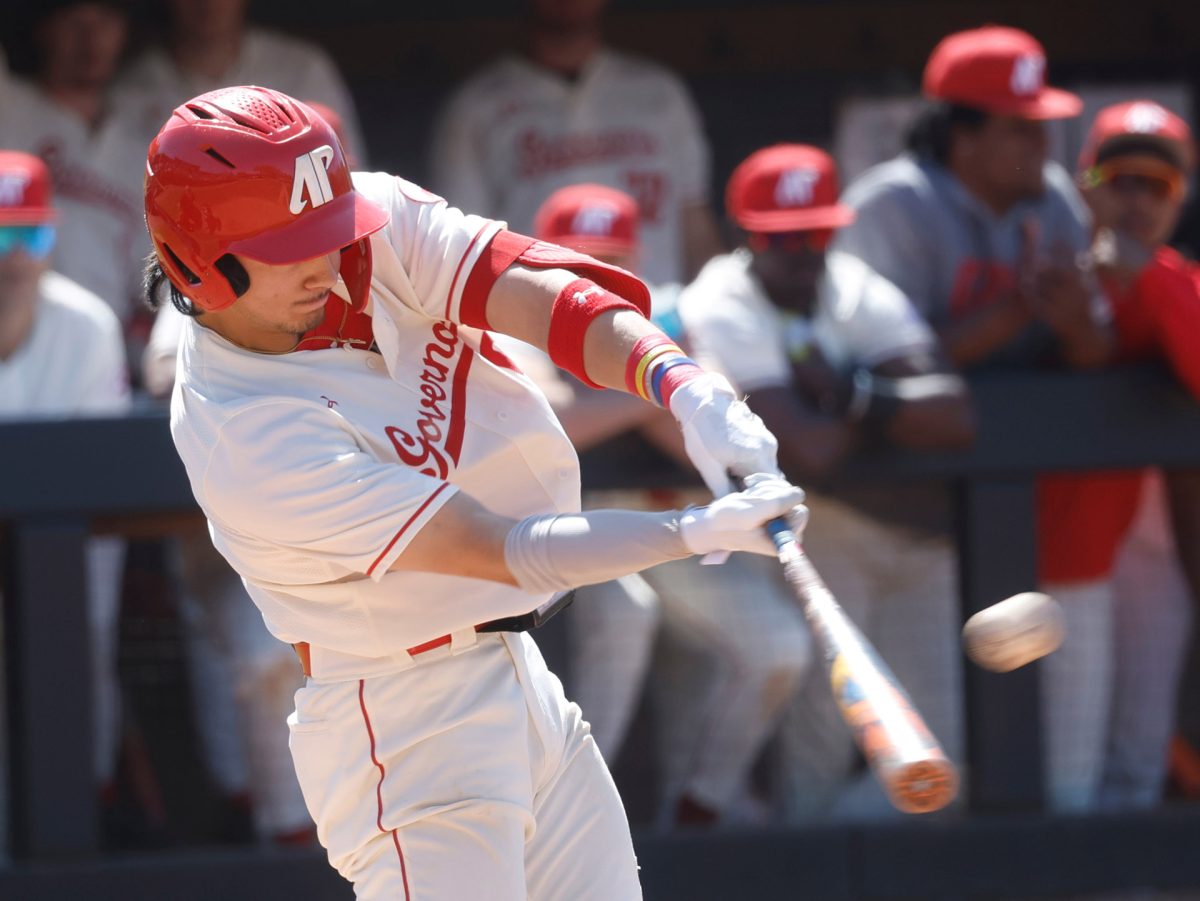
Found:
[748,229,835,254]
[1081,159,1186,202]
[0,224,56,259]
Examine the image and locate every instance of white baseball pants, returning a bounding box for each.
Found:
[1101,472,1193,810]
[289,631,641,900]
[567,574,661,759]
[1038,578,1114,812]
[174,529,312,837]
[644,552,812,818]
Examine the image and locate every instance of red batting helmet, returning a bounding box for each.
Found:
[144,85,389,313]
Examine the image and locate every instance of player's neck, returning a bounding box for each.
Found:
[171,31,243,82]
[197,311,302,355]
[39,79,108,130]
[948,160,1020,217]
[526,29,602,79]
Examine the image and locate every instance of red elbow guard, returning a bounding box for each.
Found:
[548,278,643,388]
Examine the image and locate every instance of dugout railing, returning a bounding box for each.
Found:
[3,364,1200,899]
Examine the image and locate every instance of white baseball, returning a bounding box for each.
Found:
[962,592,1065,673]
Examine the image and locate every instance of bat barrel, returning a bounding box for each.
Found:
[885,757,960,814]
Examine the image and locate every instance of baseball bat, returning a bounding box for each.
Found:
[751,485,959,814]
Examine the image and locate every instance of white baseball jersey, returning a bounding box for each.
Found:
[0,270,130,416]
[170,173,580,681]
[430,49,710,287]
[112,27,367,162]
[0,80,148,325]
[678,248,935,392]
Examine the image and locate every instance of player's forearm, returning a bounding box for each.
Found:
[485,266,668,393]
[1055,319,1115,370]
[937,301,1031,368]
[389,479,804,589]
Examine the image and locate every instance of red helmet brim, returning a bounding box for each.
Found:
[228,189,389,264]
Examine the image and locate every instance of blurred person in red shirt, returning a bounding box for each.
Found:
[1044,100,1200,810]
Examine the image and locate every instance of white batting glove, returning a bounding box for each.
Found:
[678,473,807,557]
[668,372,781,498]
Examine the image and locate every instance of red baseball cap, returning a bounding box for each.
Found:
[726,144,854,233]
[534,183,639,256]
[923,25,1082,120]
[0,151,56,225]
[1078,100,1194,171]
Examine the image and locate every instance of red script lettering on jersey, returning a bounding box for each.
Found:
[385,322,473,478]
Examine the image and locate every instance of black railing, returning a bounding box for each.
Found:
[2,364,1200,898]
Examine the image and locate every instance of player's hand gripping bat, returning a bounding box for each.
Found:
[744,478,959,813]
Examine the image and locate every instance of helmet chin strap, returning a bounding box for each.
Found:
[339,238,374,312]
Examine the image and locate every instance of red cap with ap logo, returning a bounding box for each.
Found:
[923,25,1082,120]
[534,183,640,256]
[725,144,855,233]
[1078,100,1194,171]
[0,151,56,225]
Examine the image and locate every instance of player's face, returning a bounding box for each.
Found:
[0,244,51,307]
[170,0,247,42]
[215,251,341,351]
[748,230,832,316]
[37,3,127,90]
[528,0,608,32]
[964,116,1048,204]
[1083,156,1186,249]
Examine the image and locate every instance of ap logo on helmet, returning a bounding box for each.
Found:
[290,145,336,215]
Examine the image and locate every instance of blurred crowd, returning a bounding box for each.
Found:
[2,0,1200,856]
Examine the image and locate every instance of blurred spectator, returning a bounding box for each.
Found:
[1062,100,1200,810]
[143,277,315,848]
[113,0,366,161]
[0,1,148,351]
[430,0,723,286]
[494,183,812,828]
[0,150,130,848]
[680,144,974,821]
[836,25,1114,812]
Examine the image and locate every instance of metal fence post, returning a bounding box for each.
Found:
[3,517,97,858]
[957,476,1044,812]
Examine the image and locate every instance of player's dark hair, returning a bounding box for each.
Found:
[1095,136,1184,170]
[905,102,988,165]
[142,252,250,317]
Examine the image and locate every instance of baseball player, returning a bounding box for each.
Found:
[0,150,131,851]
[0,1,148,330]
[834,25,1115,812]
[113,0,366,160]
[1065,101,1200,809]
[142,86,803,898]
[429,0,722,286]
[679,144,974,821]
[494,183,813,828]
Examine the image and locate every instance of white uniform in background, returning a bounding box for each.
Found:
[1102,471,1194,809]
[492,320,813,824]
[145,302,313,841]
[680,249,965,821]
[0,272,131,856]
[113,27,367,162]
[170,172,640,897]
[430,49,710,287]
[0,80,147,326]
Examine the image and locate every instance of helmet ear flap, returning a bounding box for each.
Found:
[152,225,240,312]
